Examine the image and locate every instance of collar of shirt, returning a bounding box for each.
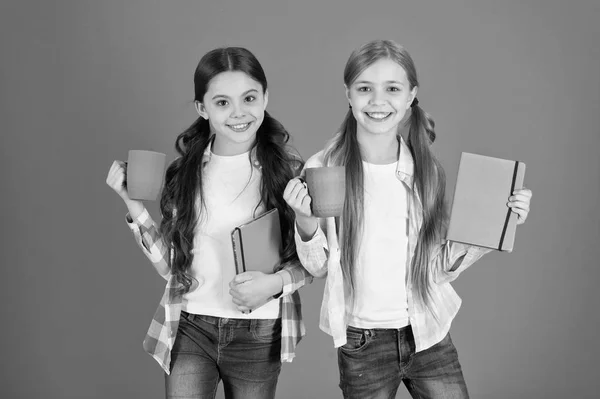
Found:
[201,136,262,169]
[396,136,415,187]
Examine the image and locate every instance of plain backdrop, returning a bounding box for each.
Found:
[1,1,598,398]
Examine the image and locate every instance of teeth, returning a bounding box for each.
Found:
[229,123,250,130]
[366,112,391,120]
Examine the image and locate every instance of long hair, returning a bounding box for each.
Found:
[324,40,447,312]
[159,47,303,295]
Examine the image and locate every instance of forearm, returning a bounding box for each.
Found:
[432,241,492,284]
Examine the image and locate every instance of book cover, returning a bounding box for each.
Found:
[446,152,526,252]
[231,208,282,274]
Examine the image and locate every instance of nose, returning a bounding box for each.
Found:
[230,101,247,118]
[368,89,386,106]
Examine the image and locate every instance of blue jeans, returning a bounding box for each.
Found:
[338,325,469,399]
[166,311,282,399]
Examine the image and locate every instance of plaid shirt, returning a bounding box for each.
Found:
[126,143,312,374]
[295,137,492,352]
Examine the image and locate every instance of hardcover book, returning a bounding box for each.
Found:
[231,208,282,274]
[447,152,526,252]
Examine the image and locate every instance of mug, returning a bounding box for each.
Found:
[126,150,166,201]
[304,166,346,218]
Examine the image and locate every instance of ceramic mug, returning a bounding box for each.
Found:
[304,166,346,218]
[126,150,166,201]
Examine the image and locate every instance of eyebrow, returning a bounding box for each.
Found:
[353,80,405,86]
[211,89,259,100]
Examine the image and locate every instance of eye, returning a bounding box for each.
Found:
[388,86,401,92]
[216,100,228,107]
[357,86,371,92]
[245,95,256,103]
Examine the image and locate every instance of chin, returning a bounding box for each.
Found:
[361,122,398,136]
[232,131,258,144]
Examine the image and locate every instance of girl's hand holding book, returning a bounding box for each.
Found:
[229,271,284,313]
[508,187,532,225]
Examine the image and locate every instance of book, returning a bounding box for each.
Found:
[446,152,526,252]
[231,208,282,274]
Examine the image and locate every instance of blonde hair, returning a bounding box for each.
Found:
[324,40,446,313]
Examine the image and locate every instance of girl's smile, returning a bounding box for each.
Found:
[364,111,393,121]
[227,121,253,132]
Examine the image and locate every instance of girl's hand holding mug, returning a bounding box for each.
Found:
[106,160,132,202]
[106,160,144,220]
[283,177,313,218]
[284,177,319,241]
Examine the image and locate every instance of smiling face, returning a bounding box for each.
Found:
[196,71,268,155]
[347,58,417,138]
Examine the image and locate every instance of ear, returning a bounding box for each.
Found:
[195,101,209,120]
[408,86,418,109]
[344,84,351,104]
[263,89,269,110]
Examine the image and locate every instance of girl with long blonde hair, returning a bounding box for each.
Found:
[284,40,532,398]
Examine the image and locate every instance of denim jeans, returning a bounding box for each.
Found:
[338,325,468,399]
[165,311,282,399]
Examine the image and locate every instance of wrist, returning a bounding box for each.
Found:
[124,198,144,220]
[270,273,284,298]
[295,215,318,241]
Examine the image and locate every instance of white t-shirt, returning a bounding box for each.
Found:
[183,151,280,319]
[348,161,410,329]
